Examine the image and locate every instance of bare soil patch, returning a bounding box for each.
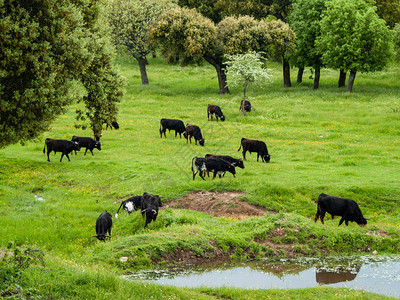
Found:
[167,191,273,219]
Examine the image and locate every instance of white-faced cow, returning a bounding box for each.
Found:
[239,100,251,113]
[237,138,271,163]
[115,195,143,218]
[207,104,225,122]
[183,124,205,146]
[43,138,80,162]
[91,210,112,241]
[140,192,163,228]
[72,136,101,156]
[159,118,186,138]
[192,157,236,180]
[314,193,368,226]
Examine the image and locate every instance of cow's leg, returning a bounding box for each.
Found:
[243,150,247,161]
[74,150,77,155]
[208,111,210,120]
[175,131,178,137]
[90,149,94,156]
[60,153,64,162]
[193,166,198,180]
[216,116,219,122]
[345,220,349,226]
[199,171,205,180]
[320,211,326,224]
[84,148,88,156]
[189,137,192,144]
[212,172,217,179]
[46,149,51,162]
[338,217,345,226]
[314,211,320,223]
[257,153,259,162]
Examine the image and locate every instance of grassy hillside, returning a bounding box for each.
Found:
[0,51,399,298]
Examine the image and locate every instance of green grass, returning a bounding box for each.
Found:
[1,51,399,298]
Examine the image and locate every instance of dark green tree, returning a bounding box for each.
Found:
[317,0,394,92]
[0,0,124,148]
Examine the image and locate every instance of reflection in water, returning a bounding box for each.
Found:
[126,256,400,298]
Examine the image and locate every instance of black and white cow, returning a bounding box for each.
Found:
[315,193,368,226]
[140,192,163,228]
[183,124,205,146]
[115,196,143,218]
[72,136,101,156]
[159,118,186,138]
[192,157,236,180]
[91,210,112,241]
[239,100,251,112]
[238,138,271,163]
[43,138,80,162]
[207,104,225,122]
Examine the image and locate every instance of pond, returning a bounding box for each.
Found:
[126,255,400,298]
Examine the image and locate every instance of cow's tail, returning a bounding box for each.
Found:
[191,157,196,172]
[43,140,47,154]
[115,201,124,219]
[237,141,242,151]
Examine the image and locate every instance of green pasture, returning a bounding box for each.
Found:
[0,52,399,298]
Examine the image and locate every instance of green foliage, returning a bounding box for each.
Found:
[289,0,326,69]
[375,0,400,29]
[394,23,400,60]
[264,19,296,62]
[0,0,124,147]
[317,0,394,73]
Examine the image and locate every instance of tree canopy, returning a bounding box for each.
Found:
[375,0,400,29]
[317,0,394,92]
[0,0,124,148]
[106,0,176,85]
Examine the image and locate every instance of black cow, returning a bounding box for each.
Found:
[183,124,205,146]
[115,196,143,218]
[239,100,251,112]
[207,104,225,122]
[159,118,186,138]
[43,138,80,162]
[140,192,163,228]
[192,157,236,180]
[314,193,368,226]
[72,136,101,156]
[238,138,271,163]
[91,210,112,241]
[205,154,245,169]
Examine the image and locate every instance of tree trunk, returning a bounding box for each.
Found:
[338,69,346,87]
[283,58,291,87]
[137,56,149,85]
[204,56,229,94]
[313,67,320,90]
[346,70,356,92]
[242,82,248,116]
[297,67,304,84]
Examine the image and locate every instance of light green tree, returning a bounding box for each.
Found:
[317,0,394,92]
[225,52,271,115]
[0,0,124,147]
[106,0,176,85]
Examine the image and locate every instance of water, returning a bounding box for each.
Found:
[126,256,400,298]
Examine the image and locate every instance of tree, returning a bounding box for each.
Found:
[375,0,400,29]
[106,0,176,85]
[225,52,271,115]
[264,20,296,87]
[0,0,124,148]
[317,0,394,92]
[394,23,400,60]
[289,0,326,89]
[148,8,270,94]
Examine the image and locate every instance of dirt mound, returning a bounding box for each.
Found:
[167,191,272,219]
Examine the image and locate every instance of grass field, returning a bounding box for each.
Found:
[0,51,399,298]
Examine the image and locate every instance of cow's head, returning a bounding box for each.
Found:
[263,154,271,163]
[357,217,368,226]
[220,115,225,121]
[236,159,245,169]
[199,139,205,146]
[73,141,81,151]
[183,132,188,139]
[95,141,101,150]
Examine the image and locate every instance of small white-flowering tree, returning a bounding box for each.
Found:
[225,52,272,115]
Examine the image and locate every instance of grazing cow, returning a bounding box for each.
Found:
[103,120,119,130]
[314,193,368,226]
[140,192,163,228]
[239,100,251,113]
[72,136,101,156]
[205,154,245,169]
[207,104,225,122]
[43,138,80,162]
[159,118,186,138]
[115,196,143,218]
[91,210,112,241]
[183,124,205,146]
[192,157,236,180]
[237,138,271,163]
